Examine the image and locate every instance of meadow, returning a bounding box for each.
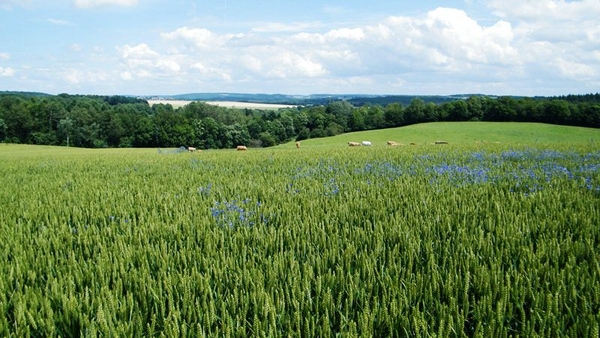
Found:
[147,100,296,110]
[0,122,599,337]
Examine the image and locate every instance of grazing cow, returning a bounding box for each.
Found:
[348,142,361,147]
[296,141,300,149]
[435,141,449,145]
[387,141,397,146]
[410,142,416,146]
[236,145,248,151]
[362,141,372,146]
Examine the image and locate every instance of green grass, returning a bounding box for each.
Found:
[281,122,600,148]
[0,123,599,336]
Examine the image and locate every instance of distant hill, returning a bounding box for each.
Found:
[0,91,51,98]
[151,92,470,106]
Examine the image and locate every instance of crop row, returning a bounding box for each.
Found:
[0,144,598,336]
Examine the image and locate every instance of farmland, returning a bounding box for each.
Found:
[147,100,297,110]
[0,125,599,336]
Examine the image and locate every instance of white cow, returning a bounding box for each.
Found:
[362,141,372,146]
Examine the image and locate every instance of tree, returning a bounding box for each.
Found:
[325,101,354,131]
[325,122,344,136]
[384,103,404,127]
[296,127,310,141]
[259,132,277,147]
[58,117,74,146]
[0,118,6,142]
[405,98,426,125]
[364,105,385,129]
[198,117,222,149]
[445,100,469,121]
[133,115,155,147]
[348,109,366,131]
[483,96,517,121]
[466,96,484,121]
[543,99,571,125]
[424,102,440,122]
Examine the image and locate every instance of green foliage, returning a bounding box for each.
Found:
[1,93,600,150]
[0,143,599,336]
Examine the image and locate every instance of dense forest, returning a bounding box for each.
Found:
[0,93,599,149]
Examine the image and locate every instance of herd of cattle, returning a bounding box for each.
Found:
[349,140,448,146]
[184,140,449,152]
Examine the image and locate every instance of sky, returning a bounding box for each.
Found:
[0,0,599,96]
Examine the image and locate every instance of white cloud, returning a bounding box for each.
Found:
[160,27,239,51]
[47,18,72,26]
[120,71,132,81]
[190,63,232,82]
[484,0,600,85]
[74,0,138,9]
[116,43,182,80]
[0,67,15,77]
[23,1,595,95]
[488,0,600,21]
[117,43,157,59]
[251,21,321,33]
[0,0,41,10]
[63,69,107,84]
[115,7,524,93]
[0,51,15,78]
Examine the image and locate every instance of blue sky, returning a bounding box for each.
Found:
[1,0,599,96]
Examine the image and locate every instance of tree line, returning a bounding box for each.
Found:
[0,93,599,149]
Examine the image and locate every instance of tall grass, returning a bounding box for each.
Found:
[0,143,598,336]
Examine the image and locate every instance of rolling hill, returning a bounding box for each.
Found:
[280,122,600,148]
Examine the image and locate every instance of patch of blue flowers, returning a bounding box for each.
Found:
[353,161,405,181]
[198,182,212,197]
[427,163,490,186]
[286,149,599,197]
[211,199,269,228]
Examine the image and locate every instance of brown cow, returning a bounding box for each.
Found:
[387,141,398,146]
[236,145,248,151]
[348,142,361,146]
[435,141,449,145]
[296,141,300,149]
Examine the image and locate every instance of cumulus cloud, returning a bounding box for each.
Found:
[0,53,14,77]
[488,0,600,21]
[0,67,15,77]
[104,2,598,94]
[486,0,600,82]
[112,7,525,93]
[116,43,182,80]
[63,69,107,84]
[74,0,138,9]
[160,27,241,51]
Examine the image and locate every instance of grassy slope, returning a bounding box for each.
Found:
[281,122,600,148]
[1,122,599,155]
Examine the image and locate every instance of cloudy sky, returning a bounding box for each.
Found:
[1,0,599,96]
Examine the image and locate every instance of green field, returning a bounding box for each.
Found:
[1,123,599,336]
[281,122,600,148]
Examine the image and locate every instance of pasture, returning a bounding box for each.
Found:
[147,100,297,110]
[280,122,600,148]
[0,123,599,336]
